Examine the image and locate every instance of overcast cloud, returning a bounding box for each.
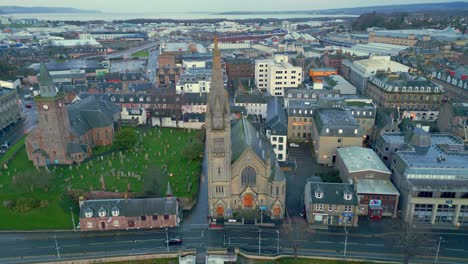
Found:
[0,0,460,13]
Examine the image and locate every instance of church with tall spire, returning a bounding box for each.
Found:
[206,37,286,220]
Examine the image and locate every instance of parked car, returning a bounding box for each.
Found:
[1,142,9,149]
[289,143,300,148]
[165,236,182,245]
[25,103,32,108]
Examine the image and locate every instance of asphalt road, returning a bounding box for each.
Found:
[106,41,159,59]
[0,100,38,147]
[0,225,467,264]
[147,49,159,83]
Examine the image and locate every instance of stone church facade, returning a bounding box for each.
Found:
[25,63,120,167]
[206,38,286,220]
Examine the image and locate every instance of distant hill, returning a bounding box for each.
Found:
[219,2,468,15]
[0,6,100,14]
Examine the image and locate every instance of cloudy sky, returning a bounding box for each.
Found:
[0,0,459,13]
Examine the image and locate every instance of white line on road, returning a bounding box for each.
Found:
[315,241,333,244]
[365,243,384,247]
[446,248,465,252]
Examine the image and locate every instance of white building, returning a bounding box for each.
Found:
[266,97,288,162]
[349,56,410,95]
[234,94,269,119]
[121,107,147,125]
[182,60,207,69]
[175,69,212,94]
[255,54,302,96]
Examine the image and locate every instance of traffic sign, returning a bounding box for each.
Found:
[341,212,354,218]
[260,206,267,211]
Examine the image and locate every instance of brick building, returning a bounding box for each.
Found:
[25,63,120,166]
[225,58,254,84]
[79,196,179,231]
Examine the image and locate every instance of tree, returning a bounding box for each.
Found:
[114,128,138,150]
[182,139,204,161]
[142,165,167,197]
[393,220,437,263]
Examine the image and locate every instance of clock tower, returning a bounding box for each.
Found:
[206,36,232,218]
[34,62,71,165]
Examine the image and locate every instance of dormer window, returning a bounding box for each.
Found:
[338,129,343,134]
[354,129,358,134]
[84,208,93,218]
[326,128,329,133]
[315,191,323,199]
[98,207,107,217]
[111,207,120,217]
[344,193,352,201]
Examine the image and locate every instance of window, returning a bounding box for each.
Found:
[344,205,352,212]
[338,129,343,134]
[111,207,120,216]
[278,145,283,151]
[140,216,147,221]
[315,191,323,199]
[164,215,169,220]
[344,193,352,200]
[337,138,342,143]
[418,192,433,198]
[315,204,323,211]
[326,128,329,133]
[128,221,135,227]
[354,129,358,134]
[98,208,107,217]
[241,166,256,186]
[272,136,277,142]
[279,137,284,143]
[84,208,93,218]
[278,154,283,160]
[328,205,333,211]
[113,220,120,227]
[441,192,456,198]
[152,215,158,221]
[87,222,93,228]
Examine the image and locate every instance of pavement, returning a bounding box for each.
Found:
[147,49,159,83]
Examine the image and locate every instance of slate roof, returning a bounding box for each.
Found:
[314,109,361,137]
[66,142,87,155]
[68,95,121,137]
[235,94,268,104]
[38,62,54,86]
[307,181,358,206]
[267,97,287,135]
[231,117,285,182]
[79,197,178,218]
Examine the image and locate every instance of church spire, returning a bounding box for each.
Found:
[207,34,229,130]
[38,62,57,97]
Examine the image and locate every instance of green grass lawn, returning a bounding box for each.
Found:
[105,259,178,264]
[237,256,375,264]
[0,127,203,230]
[131,50,150,57]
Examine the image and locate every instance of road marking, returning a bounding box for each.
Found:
[315,240,333,243]
[365,243,384,247]
[201,230,204,237]
[446,248,465,252]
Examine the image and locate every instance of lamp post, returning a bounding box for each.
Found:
[344,230,348,257]
[54,235,61,259]
[435,237,443,263]
[276,230,280,255]
[258,229,262,254]
[165,228,169,252]
[70,207,76,232]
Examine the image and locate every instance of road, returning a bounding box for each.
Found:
[0,225,467,264]
[147,48,159,83]
[0,100,38,147]
[106,41,159,59]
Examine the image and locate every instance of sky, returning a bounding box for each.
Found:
[0,0,460,13]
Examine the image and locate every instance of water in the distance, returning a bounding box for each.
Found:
[7,12,358,21]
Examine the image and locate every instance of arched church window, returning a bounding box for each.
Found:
[241,166,256,186]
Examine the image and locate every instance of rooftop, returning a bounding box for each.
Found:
[337,147,391,174]
[356,179,400,196]
[317,109,359,127]
[307,181,358,206]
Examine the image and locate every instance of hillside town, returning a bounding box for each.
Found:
[0,2,467,264]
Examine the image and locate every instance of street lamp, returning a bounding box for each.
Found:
[54,234,61,259]
[258,229,262,254]
[344,230,349,257]
[276,230,280,255]
[435,237,443,263]
[70,207,76,232]
[165,228,169,252]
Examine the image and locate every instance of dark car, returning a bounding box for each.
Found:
[25,103,32,108]
[165,236,182,245]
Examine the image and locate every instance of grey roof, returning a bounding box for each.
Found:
[267,97,287,136]
[287,100,316,116]
[235,94,268,104]
[337,147,391,174]
[38,62,54,86]
[314,109,362,137]
[68,95,121,136]
[356,179,399,196]
[79,197,178,218]
[231,117,285,182]
[66,142,87,155]
[307,181,358,206]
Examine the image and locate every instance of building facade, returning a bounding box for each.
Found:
[255,55,302,96]
[79,197,179,231]
[225,58,254,84]
[266,98,288,162]
[311,109,363,165]
[0,87,20,133]
[367,72,443,121]
[175,68,212,94]
[304,179,359,227]
[207,38,286,220]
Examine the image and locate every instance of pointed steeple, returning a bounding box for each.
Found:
[166,182,173,197]
[208,35,230,130]
[38,62,54,86]
[38,62,57,97]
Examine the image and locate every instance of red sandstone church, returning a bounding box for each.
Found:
[26,63,121,166]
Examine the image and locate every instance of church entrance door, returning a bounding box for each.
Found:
[244,194,254,208]
[273,207,281,218]
[216,205,224,217]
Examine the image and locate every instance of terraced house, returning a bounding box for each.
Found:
[0,86,20,133]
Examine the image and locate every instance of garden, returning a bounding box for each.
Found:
[0,126,204,230]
